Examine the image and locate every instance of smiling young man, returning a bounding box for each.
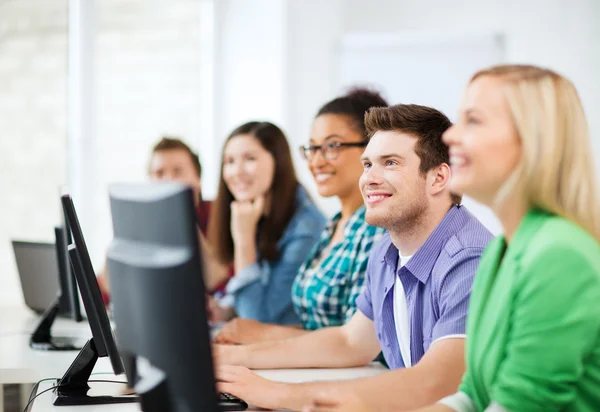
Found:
[215,104,493,411]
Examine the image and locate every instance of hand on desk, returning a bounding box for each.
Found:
[213,343,246,366]
[214,318,267,344]
[302,390,374,412]
[216,365,286,410]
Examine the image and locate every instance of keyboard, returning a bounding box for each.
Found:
[218,392,248,411]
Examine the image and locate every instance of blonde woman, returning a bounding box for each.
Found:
[303,65,600,412]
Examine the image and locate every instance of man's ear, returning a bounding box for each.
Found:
[428,163,451,196]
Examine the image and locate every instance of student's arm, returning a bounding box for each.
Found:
[483,245,600,411]
[411,406,456,412]
[302,392,458,412]
[201,197,264,292]
[227,205,323,324]
[214,311,381,369]
[97,259,112,305]
[198,232,232,292]
[217,338,465,411]
[214,318,308,344]
[302,390,376,412]
[232,234,257,274]
[97,264,110,294]
[226,232,318,324]
[231,198,263,273]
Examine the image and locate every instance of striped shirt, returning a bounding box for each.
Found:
[292,206,386,330]
[356,205,493,369]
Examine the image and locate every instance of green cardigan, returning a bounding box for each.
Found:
[459,209,600,411]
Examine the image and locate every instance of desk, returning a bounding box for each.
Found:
[2,305,389,411]
[1,304,106,411]
[30,363,387,412]
[0,305,103,385]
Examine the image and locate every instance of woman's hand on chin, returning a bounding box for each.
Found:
[231,196,265,242]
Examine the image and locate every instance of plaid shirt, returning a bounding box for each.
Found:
[292,206,386,330]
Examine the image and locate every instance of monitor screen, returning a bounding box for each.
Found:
[14,237,83,351]
[12,241,61,314]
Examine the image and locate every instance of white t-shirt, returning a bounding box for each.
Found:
[394,251,413,367]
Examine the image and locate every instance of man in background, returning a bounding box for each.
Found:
[147,137,210,233]
[97,137,214,301]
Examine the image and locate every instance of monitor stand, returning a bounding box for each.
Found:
[30,297,81,351]
[52,338,139,406]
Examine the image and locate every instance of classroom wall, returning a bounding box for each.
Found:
[340,0,600,166]
[0,0,68,306]
[0,0,206,306]
[92,0,205,272]
[212,0,348,215]
[216,0,600,218]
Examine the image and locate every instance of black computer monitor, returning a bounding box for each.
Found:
[107,182,247,412]
[25,224,84,351]
[56,220,83,322]
[52,193,138,406]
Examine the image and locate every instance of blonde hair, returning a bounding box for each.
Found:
[470,64,600,241]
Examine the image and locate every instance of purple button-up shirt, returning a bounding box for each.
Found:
[356,205,493,369]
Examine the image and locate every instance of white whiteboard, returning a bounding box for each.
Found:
[339,31,505,235]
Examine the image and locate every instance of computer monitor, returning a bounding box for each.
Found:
[107,182,247,412]
[13,228,83,351]
[12,240,62,315]
[56,221,83,322]
[53,193,138,406]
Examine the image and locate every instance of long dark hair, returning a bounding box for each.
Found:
[208,121,299,265]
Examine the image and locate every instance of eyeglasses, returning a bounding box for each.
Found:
[299,141,367,161]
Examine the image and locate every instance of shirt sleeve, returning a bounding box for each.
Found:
[228,231,320,324]
[342,227,385,323]
[458,368,475,404]
[489,244,600,411]
[355,251,377,321]
[431,248,483,342]
[225,262,263,294]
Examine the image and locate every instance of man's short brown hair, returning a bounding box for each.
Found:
[364,104,461,205]
[151,136,201,177]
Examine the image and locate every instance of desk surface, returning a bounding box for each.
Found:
[0,305,104,384]
[31,363,387,412]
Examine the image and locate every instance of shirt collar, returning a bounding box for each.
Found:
[383,205,468,283]
[326,205,366,237]
[504,207,552,259]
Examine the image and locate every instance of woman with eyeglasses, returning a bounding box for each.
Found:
[215,88,388,344]
[204,121,326,325]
